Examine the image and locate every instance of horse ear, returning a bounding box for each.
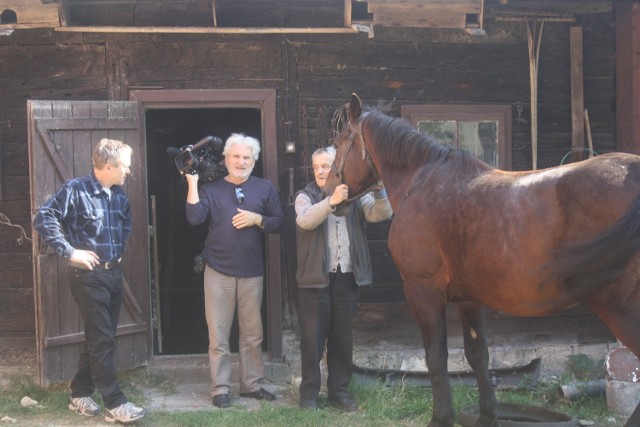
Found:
[348,93,363,123]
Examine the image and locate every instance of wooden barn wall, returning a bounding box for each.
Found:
[0,10,616,364]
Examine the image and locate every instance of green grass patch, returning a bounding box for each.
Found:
[0,365,626,426]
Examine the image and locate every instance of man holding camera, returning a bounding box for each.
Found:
[185,133,284,409]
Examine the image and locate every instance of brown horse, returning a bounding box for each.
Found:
[325,94,640,427]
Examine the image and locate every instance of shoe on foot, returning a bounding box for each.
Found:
[212,393,231,408]
[240,388,276,401]
[104,402,147,424]
[328,395,358,412]
[68,396,101,416]
[299,399,318,409]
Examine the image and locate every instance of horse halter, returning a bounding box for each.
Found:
[333,119,382,202]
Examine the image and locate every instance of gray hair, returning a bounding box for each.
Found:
[92,138,132,169]
[223,133,261,161]
[311,146,336,163]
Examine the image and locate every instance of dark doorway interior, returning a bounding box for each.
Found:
[145,108,263,355]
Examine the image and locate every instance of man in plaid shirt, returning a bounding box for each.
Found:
[33,138,147,424]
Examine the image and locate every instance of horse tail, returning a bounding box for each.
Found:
[544,192,640,306]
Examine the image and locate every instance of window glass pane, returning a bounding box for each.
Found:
[417,120,457,146]
[458,121,498,167]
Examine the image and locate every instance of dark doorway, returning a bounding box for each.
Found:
[145,108,264,355]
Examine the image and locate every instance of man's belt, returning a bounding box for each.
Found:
[69,260,120,270]
[103,261,120,270]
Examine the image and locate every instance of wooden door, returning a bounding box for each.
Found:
[28,100,149,385]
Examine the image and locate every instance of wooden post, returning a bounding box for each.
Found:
[616,2,640,154]
[344,0,352,28]
[526,19,544,170]
[570,26,585,162]
[212,0,218,27]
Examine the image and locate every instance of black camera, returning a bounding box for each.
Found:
[167,136,228,183]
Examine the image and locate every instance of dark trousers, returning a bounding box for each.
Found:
[298,269,359,401]
[68,267,127,409]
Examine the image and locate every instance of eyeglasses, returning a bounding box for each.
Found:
[235,187,245,205]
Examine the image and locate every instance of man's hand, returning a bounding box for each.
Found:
[185,173,200,204]
[329,184,349,207]
[232,209,263,229]
[69,249,100,270]
[184,173,199,186]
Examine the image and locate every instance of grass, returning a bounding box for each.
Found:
[0,365,627,426]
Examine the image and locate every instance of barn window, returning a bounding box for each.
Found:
[401,104,512,170]
[1,9,17,24]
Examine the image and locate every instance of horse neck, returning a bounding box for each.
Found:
[374,161,416,211]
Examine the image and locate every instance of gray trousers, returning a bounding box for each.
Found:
[204,266,265,397]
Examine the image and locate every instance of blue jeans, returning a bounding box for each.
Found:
[68,266,127,409]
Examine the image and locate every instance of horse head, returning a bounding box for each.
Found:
[324,93,381,204]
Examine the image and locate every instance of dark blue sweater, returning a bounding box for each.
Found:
[186,176,283,277]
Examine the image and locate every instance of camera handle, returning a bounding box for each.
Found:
[192,135,223,151]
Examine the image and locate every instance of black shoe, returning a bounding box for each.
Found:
[299,399,318,409]
[240,388,276,401]
[328,396,358,412]
[212,394,231,408]
[193,255,205,273]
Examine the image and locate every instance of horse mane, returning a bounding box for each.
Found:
[361,109,483,175]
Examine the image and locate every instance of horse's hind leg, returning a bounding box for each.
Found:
[586,287,640,427]
[458,302,498,427]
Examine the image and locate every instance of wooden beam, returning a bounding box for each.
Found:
[570,26,585,161]
[368,3,483,28]
[489,1,611,14]
[363,0,481,4]
[55,26,359,34]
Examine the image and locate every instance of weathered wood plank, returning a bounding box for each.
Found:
[0,45,105,78]
[119,41,282,73]
[0,270,33,288]
[0,288,35,336]
[369,4,481,28]
[0,252,30,271]
[0,28,84,46]
[0,338,36,366]
[1,177,30,201]
[0,222,32,252]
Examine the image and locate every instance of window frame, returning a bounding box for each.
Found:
[401,104,512,170]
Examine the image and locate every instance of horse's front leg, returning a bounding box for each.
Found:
[458,302,498,427]
[406,284,454,427]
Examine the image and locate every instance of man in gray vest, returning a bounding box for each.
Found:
[295,146,392,411]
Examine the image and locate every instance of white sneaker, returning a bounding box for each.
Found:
[104,402,147,424]
[68,396,101,416]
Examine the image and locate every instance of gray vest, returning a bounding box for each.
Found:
[295,182,373,288]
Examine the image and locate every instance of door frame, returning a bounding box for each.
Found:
[129,89,282,360]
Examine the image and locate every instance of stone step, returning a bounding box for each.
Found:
[147,354,292,385]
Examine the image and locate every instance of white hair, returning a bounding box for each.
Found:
[223,133,261,161]
[311,146,336,163]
